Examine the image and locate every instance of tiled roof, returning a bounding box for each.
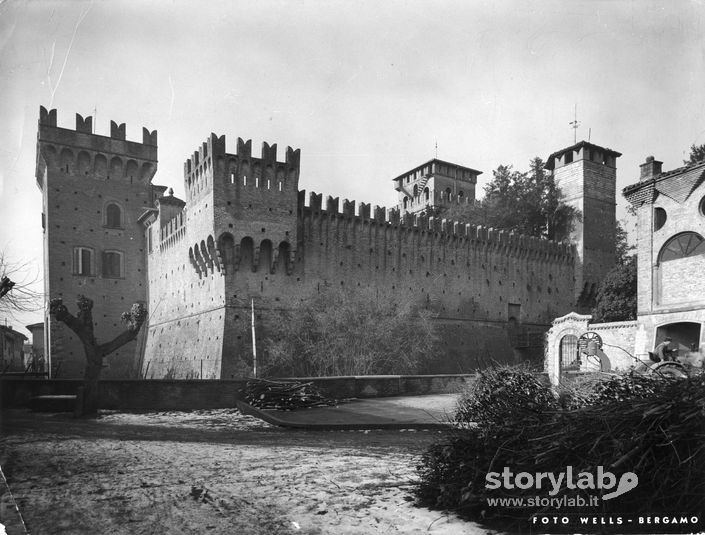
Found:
[623,161,705,206]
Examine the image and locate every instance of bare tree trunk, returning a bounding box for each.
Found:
[82,354,103,418]
[50,296,146,418]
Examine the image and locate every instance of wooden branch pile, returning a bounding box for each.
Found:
[242,379,337,411]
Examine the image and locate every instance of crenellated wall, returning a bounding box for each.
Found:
[37,113,612,380]
[140,128,578,378]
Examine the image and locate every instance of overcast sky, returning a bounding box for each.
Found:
[1,0,704,335]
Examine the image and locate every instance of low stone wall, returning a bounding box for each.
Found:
[1,374,475,411]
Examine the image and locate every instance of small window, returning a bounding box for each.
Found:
[700,196,705,217]
[413,184,419,197]
[73,247,95,276]
[105,203,122,228]
[102,250,124,278]
[654,207,667,231]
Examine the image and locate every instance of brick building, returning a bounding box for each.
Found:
[35,107,621,379]
[35,107,160,377]
[545,156,705,383]
[0,324,28,373]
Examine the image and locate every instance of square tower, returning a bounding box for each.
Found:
[545,141,621,310]
[393,159,481,215]
[35,107,160,378]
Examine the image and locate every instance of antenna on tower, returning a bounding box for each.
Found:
[569,104,580,144]
[435,140,438,159]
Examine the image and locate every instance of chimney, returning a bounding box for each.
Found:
[640,156,662,181]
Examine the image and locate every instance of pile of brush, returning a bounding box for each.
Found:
[242,379,337,410]
[416,367,705,532]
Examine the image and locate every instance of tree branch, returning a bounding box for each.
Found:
[98,328,140,357]
[50,298,91,342]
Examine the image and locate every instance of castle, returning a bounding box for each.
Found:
[35,107,620,379]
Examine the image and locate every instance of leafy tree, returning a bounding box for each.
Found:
[428,158,579,241]
[0,251,41,317]
[50,296,147,416]
[590,255,637,322]
[684,143,705,165]
[615,219,635,265]
[262,288,438,377]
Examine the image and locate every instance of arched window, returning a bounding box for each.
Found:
[654,207,667,231]
[403,197,409,209]
[413,184,419,197]
[424,187,429,201]
[105,203,123,228]
[445,187,452,199]
[658,232,705,263]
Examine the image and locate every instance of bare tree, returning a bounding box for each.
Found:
[0,252,41,316]
[50,295,147,416]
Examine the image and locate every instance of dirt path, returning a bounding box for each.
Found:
[0,410,485,534]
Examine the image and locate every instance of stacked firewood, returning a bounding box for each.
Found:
[242,379,337,410]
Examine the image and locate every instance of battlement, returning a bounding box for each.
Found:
[37,106,158,159]
[35,107,158,188]
[184,133,301,199]
[159,209,187,251]
[300,190,574,261]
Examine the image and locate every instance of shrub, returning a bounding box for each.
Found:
[416,369,705,533]
[454,366,556,429]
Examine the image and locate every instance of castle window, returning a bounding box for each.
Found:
[413,184,418,197]
[105,203,123,228]
[424,187,429,201]
[403,197,409,209]
[73,247,95,276]
[102,250,124,278]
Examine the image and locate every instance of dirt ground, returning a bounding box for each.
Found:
[0,408,487,535]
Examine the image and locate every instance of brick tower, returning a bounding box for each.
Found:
[545,141,621,310]
[393,159,481,215]
[35,107,160,378]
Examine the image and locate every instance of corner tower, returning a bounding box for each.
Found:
[545,141,621,310]
[393,159,481,215]
[35,107,159,378]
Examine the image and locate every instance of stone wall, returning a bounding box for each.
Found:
[545,312,637,385]
[0,374,474,410]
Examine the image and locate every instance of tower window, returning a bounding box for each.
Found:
[105,203,123,228]
[73,247,95,276]
[102,250,125,278]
